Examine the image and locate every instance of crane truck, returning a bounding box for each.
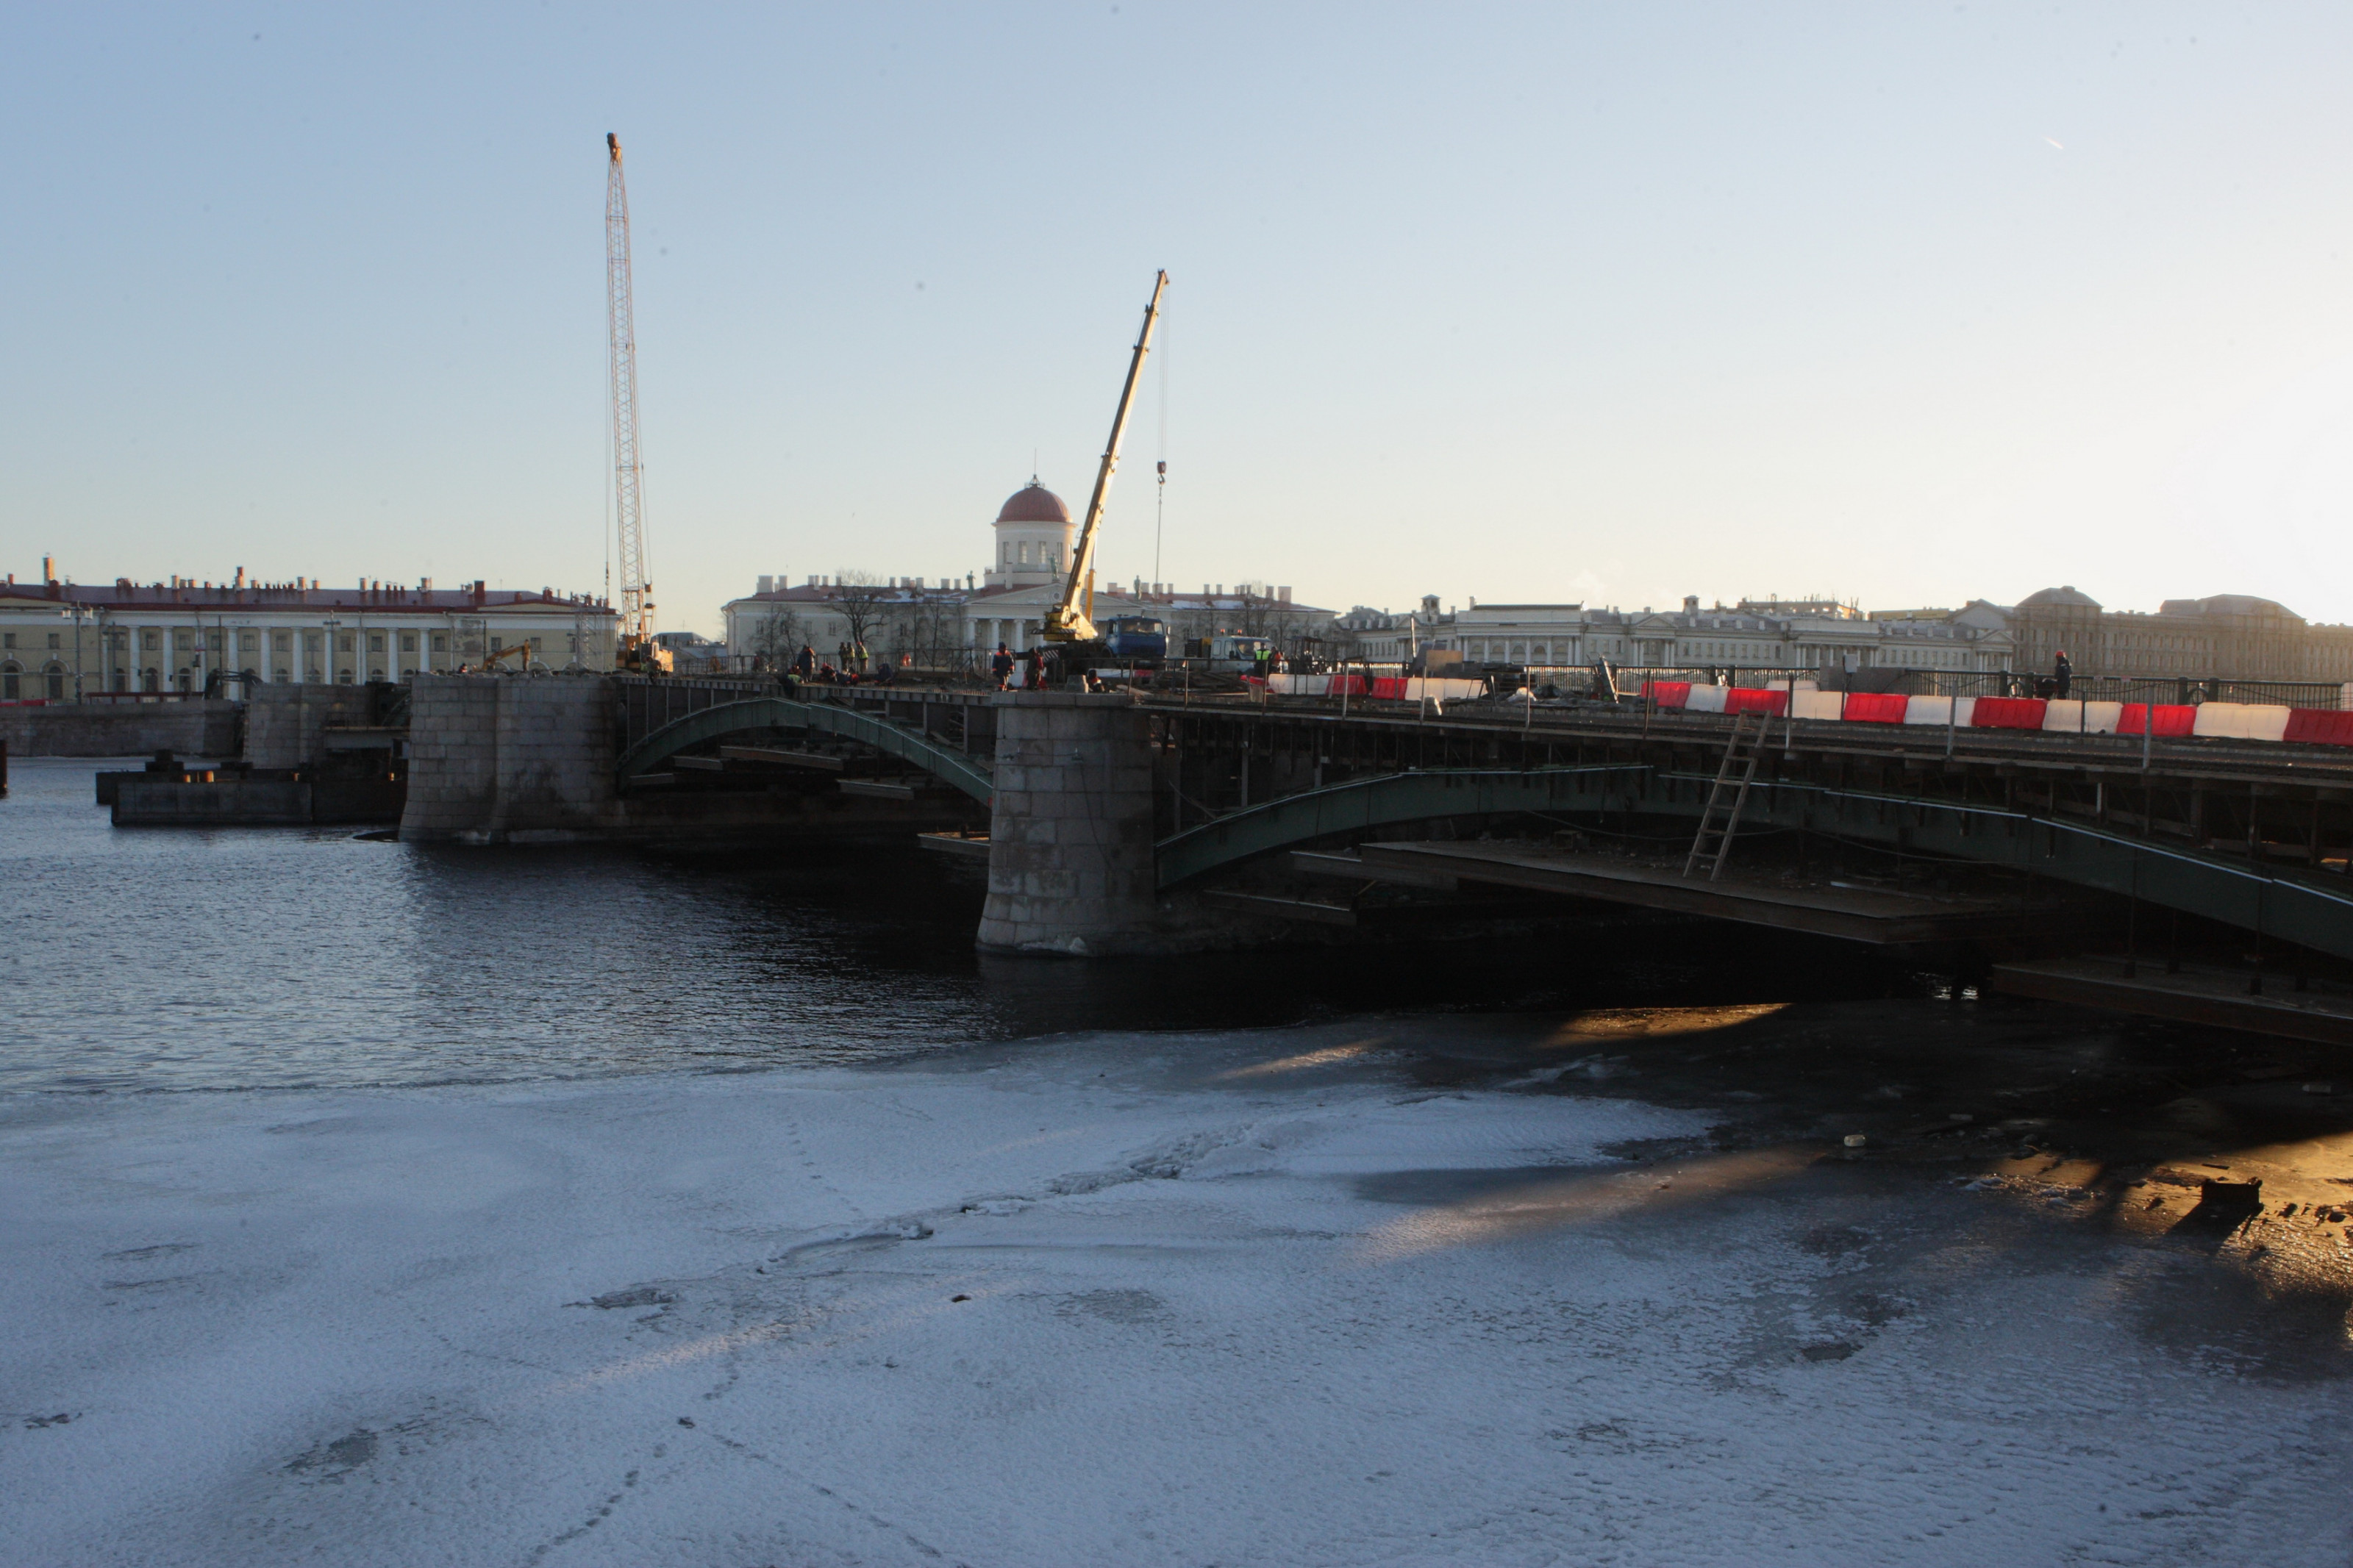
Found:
[1038,271,1168,680]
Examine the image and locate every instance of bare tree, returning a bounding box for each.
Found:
[883,592,963,673]
[830,571,892,659]
[746,606,806,670]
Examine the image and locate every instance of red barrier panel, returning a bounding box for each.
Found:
[2115,704,2195,737]
[1327,674,1368,697]
[1724,688,1788,717]
[1369,677,1410,700]
[1842,692,1908,725]
[2283,709,2353,746]
[1971,697,2047,730]
[1643,681,1692,707]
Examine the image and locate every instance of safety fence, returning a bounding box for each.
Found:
[1262,673,1490,702]
[1574,667,2352,707]
[1642,681,2353,748]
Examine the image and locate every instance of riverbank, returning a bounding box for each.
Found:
[6,1020,2348,1567]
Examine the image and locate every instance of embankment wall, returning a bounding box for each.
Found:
[399,676,622,842]
[245,685,379,770]
[0,701,239,758]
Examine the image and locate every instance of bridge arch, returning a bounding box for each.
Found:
[1154,766,1649,888]
[616,697,993,803]
[1154,761,2353,959]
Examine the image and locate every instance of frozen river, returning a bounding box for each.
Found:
[4,760,2349,1564]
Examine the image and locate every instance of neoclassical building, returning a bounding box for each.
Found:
[1336,595,2013,675]
[2007,586,2353,684]
[0,567,616,699]
[722,481,1334,667]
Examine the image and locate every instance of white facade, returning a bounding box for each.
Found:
[721,483,1334,668]
[1338,594,2017,674]
[0,573,617,700]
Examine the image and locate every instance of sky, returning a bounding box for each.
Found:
[7,3,2353,635]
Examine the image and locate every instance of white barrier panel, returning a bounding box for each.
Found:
[2248,706,2290,742]
[1685,685,1728,714]
[1791,691,1844,721]
[2040,701,2123,735]
[1407,678,1486,701]
[1902,696,1950,726]
[2193,703,2252,740]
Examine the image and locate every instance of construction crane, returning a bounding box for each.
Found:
[605,133,669,674]
[1042,270,1168,647]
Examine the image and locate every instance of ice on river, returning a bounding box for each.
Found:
[3,1026,2346,1567]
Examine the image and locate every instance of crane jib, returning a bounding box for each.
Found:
[1046,270,1168,644]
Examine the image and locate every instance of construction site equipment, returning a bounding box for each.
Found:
[1043,271,1168,647]
[1684,709,1768,881]
[604,133,665,674]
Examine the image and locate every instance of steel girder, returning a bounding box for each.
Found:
[1153,766,1652,889]
[1678,772,2353,961]
[615,697,995,802]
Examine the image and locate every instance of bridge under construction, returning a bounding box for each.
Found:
[375,672,2353,1044]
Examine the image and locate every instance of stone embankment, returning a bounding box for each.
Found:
[0,700,239,758]
[399,675,621,843]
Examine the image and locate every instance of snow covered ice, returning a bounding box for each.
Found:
[4,1024,2349,1567]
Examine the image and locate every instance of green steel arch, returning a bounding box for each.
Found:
[617,698,994,802]
[1154,766,1652,889]
[1155,762,2353,958]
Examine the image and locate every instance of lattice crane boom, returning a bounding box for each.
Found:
[605,132,656,656]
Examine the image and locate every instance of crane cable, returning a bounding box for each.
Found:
[1154,302,1168,593]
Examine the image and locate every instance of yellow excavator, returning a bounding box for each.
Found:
[482,642,540,673]
[1040,271,1167,656]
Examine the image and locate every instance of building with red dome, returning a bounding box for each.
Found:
[721,479,1333,671]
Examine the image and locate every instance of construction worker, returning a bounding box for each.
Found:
[852,638,868,675]
[991,642,1015,690]
[2054,649,2073,699]
[795,644,816,679]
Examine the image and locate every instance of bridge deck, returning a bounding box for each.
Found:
[1991,956,2353,1045]
[1352,841,2081,945]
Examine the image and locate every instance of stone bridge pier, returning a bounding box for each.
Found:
[977,692,1161,956]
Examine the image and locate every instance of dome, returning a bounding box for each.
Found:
[2018,584,2101,610]
[996,482,1070,525]
[2178,593,2294,619]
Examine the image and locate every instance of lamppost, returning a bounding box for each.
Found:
[60,604,85,703]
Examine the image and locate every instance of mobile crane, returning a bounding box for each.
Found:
[1040,271,1168,660]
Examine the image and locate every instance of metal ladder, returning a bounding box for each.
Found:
[1683,709,1768,881]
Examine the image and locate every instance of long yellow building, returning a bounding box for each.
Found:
[0,567,616,701]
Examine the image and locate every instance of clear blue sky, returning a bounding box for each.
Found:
[9,3,2353,634]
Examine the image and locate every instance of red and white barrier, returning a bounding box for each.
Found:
[1268,673,1488,703]
[1643,681,2350,748]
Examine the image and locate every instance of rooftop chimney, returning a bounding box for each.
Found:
[757,575,774,595]
[43,555,56,584]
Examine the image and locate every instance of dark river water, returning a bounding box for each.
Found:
[1,758,1914,1095]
